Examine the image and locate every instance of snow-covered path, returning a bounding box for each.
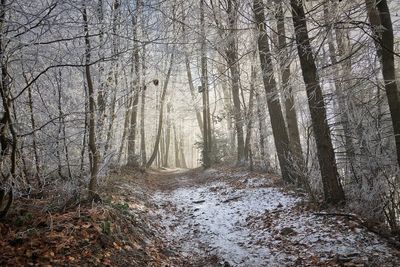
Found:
[151,169,400,266]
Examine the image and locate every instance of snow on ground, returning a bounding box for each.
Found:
[153,171,400,266]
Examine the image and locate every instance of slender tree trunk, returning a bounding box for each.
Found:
[227,0,245,163]
[24,77,42,186]
[289,0,345,204]
[182,10,203,136]
[83,5,100,199]
[160,129,165,166]
[80,90,88,180]
[163,104,171,167]
[117,96,133,164]
[185,54,204,135]
[127,92,139,166]
[244,62,255,160]
[179,132,187,168]
[140,44,147,165]
[275,0,305,174]
[0,0,15,218]
[254,0,293,183]
[217,63,235,151]
[96,0,106,141]
[255,90,268,171]
[173,124,181,168]
[127,1,141,167]
[323,1,355,176]
[146,53,174,168]
[56,71,72,179]
[374,0,400,169]
[104,0,120,156]
[365,0,382,58]
[200,0,211,168]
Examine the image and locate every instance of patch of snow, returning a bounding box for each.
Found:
[153,176,400,266]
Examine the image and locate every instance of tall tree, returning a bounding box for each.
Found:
[104,0,121,156]
[83,3,100,200]
[200,0,211,168]
[226,0,245,163]
[289,0,345,204]
[0,0,15,218]
[274,0,305,175]
[253,0,293,183]
[127,0,142,166]
[146,53,174,168]
[371,0,400,169]
[323,1,355,176]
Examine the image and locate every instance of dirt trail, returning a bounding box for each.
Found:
[144,167,400,267]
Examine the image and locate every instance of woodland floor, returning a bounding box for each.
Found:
[1,166,400,266]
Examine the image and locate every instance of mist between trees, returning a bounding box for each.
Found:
[0,0,400,233]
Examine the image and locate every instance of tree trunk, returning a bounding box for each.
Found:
[200,0,211,168]
[374,0,400,169]
[244,61,255,161]
[323,1,355,176]
[255,90,268,171]
[140,44,147,165]
[289,0,345,204]
[23,74,42,186]
[185,54,204,136]
[96,0,106,142]
[0,0,16,218]
[80,89,88,179]
[275,0,305,175]
[117,97,132,164]
[253,0,293,183]
[173,124,181,168]
[182,10,203,136]
[163,104,171,167]
[227,0,245,163]
[127,0,141,167]
[104,0,120,157]
[365,0,382,58]
[179,132,187,168]
[146,53,174,168]
[83,5,100,200]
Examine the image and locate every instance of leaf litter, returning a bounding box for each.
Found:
[1,167,399,266]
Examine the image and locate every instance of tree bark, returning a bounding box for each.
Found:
[323,1,355,176]
[146,53,174,168]
[140,43,147,165]
[185,54,204,136]
[374,0,400,169]
[275,0,305,174]
[117,96,132,164]
[83,5,100,200]
[253,0,293,183]
[127,0,141,167]
[182,10,203,136]
[289,0,345,204]
[173,124,181,168]
[227,0,245,163]
[200,0,211,168]
[163,104,171,167]
[244,61,255,161]
[104,0,120,156]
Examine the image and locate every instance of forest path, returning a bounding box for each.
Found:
[143,167,400,267]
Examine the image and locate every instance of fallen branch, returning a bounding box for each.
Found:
[222,196,241,203]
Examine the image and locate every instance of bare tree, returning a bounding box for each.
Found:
[83,3,100,200]
[289,0,344,204]
[253,0,293,183]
